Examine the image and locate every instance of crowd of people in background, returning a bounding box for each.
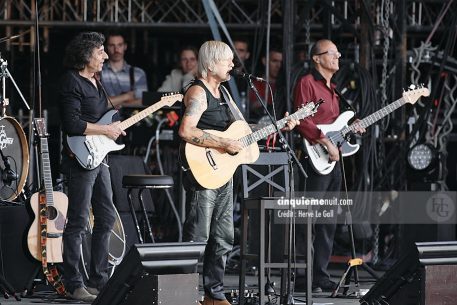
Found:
[96,31,288,123]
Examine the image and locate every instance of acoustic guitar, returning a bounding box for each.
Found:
[27,118,68,263]
[182,102,319,189]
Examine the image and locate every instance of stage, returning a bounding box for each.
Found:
[0,267,379,305]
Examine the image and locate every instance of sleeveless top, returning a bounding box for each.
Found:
[187,79,234,131]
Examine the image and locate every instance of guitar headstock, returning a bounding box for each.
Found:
[160,92,184,107]
[295,101,319,119]
[402,85,430,105]
[34,118,48,138]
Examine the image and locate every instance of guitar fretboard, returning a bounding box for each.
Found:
[118,101,166,131]
[343,97,405,135]
[239,103,314,147]
[40,138,54,207]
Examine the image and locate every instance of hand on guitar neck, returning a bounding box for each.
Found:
[351,119,366,134]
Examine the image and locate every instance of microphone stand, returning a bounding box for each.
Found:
[245,76,309,305]
[0,56,31,112]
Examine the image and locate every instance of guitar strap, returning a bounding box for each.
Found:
[220,85,245,121]
[334,88,357,114]
[96,77,118,110]
[38,192,66,296]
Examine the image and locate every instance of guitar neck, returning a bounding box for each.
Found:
[40,138,54,207]
[118,101,165,131]
[345,97,405,135]
[241,111,303,147]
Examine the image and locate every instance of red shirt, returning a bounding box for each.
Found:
[293,69,340,144]
[248,79,276,118]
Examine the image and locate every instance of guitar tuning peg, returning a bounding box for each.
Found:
[409,84,416,90]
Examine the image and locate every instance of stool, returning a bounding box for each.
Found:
[122,174,174,244]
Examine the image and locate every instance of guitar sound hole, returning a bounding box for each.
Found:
[47,206,58,220]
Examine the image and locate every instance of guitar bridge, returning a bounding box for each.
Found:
[47,233,63,238]
[205,148,218,170]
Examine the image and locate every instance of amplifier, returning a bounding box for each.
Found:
[126,273,199,305]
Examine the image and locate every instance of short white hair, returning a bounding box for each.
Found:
[198,41,233,78]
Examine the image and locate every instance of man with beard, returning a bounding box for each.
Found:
[101,32,148,107]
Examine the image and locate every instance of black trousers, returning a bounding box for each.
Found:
[305,162,342,283]
[296,160,342,284]
[61,157,116,293]
[183,180,234,301]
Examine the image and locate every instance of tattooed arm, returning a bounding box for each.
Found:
[178,85,243,154]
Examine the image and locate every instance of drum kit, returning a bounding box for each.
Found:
[0,52,126,283]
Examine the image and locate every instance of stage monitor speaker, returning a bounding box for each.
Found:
[93,242,205,305]
[360,241,457,305]
[0,204,39,292]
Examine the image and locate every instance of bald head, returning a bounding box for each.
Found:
[311,40,340,74]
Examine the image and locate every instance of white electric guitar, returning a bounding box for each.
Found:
[67,93,182,170]
[304,86,430,175]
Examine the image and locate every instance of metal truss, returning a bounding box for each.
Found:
[0,0,281,27]
[0,0,447,26]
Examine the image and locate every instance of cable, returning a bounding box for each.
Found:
[155,118,183,242]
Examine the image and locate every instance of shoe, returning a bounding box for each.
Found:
[313,279,338,292]
[203,295,231,305]
[311,286,323,293]
[86,286,100,296]
[67,287,96,302]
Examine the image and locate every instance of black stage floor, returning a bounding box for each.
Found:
[1,267,379,305]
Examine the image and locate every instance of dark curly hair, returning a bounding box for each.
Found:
[63,32,105,70]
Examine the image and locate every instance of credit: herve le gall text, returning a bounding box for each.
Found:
[277,209,334,218]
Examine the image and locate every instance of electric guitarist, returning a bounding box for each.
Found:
[293,39,365,293]
[59,32,120,302]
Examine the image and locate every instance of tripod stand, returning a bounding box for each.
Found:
[331,151,379,298]
[241,75,314,305]
[0,274,20,301]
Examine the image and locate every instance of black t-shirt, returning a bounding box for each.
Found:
[189,79,234,132]
[59,69,111,137]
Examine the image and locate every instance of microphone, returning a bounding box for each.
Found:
[2,168,18,186]
[229,70,265,82]
[0,150,17,186]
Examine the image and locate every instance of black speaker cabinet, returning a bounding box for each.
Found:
[0,204,39,292]
[361,241,457,305]
[93,242,205,305]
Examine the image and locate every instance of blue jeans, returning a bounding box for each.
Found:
[61,157,116,293]
[183,180,234,301]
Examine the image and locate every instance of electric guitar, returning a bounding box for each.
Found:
[27,118,68,263]
[182,102,320,189]
[67,93,183,170]
[303,86,430,175]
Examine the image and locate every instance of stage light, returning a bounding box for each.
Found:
[407,143,436,171]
